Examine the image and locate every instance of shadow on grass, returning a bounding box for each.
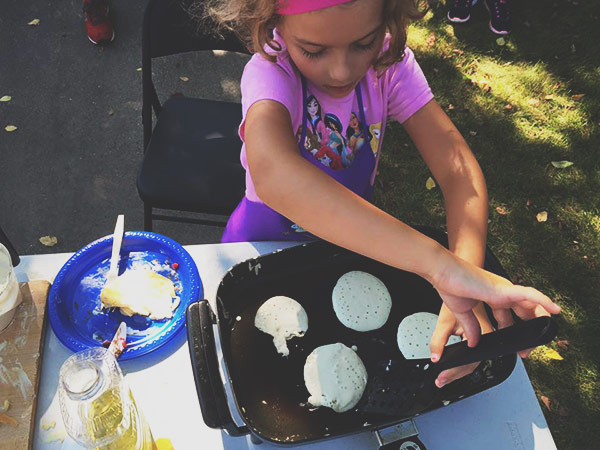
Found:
[432,0,600,100]
[374,31,599,448]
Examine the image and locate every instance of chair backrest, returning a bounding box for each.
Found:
[143,0,250,59]
[142,0,251,148]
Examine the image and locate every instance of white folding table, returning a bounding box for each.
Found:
[16,241,556,450]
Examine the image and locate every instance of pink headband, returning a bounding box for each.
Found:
[276,0,354,15]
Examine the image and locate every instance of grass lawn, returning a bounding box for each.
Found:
[373,1,600,448]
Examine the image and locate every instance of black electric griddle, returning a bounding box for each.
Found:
[187,227,542,446]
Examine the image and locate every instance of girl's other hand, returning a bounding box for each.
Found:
[430,304,494,388]
[433,257,560,347]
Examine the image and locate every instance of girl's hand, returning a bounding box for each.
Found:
[433,257,560,347]
[488,302,551,358]
[430,304,495,388]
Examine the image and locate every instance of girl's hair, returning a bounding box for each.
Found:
[195,0,428,73]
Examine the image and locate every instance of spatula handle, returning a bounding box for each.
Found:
[436,316,558,372]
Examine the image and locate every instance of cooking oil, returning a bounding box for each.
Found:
[86,388,156,450]
[59,347,157,449]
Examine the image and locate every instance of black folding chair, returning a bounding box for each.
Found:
[0,225,20,266]
[138,0,250,231]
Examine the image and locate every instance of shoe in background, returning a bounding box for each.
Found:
[447,0,478,23]
[83,0,115,45]
[485,0,512,34]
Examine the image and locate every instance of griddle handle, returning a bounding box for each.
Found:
[436,316,558,372]
[186,300,249,437]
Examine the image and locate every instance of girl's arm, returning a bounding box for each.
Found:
[245,99,559,345]
[246,99,446,280]
[403,99,493,333]
[404,99,496,381]
[403,99,487,271]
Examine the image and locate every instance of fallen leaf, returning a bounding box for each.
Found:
[179,76,190,82]
[451,48,464,55]
[39,236,58,247]
[136,67,142,72]
[426,33,436,47]
[496,206,509,215]
[496,37,506,46]
[5,125,17,132]
[571,44,576,53]
[473,78,492,92]
[0,412,18,427]
[551,160,573,168]
[28,18,40,26]
[447,104,455,110]
[526,199,531,206]
[108,109,115,116]
[540,395,551,410]
[469,130,478,136]
[571,93,585,100]
[426,177,436,190]
[539,345,563,360]
[0,95,11,102]
[527,98,541,106]
[544,94,555,101]
[433,68,439,74]
[523,21,531,28]
[556,340,569,350]
[536,211,548,222]
[1,400,9,411]
[504,104,513,111]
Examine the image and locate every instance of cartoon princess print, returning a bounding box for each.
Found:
[304,95,326,154]
[314,113,346,170]
[369,122,382,156]
[344,111,376,167]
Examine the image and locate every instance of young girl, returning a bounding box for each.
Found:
[205,0,560,387]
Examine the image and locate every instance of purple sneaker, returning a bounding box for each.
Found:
[448,0,478,23]
[484,0,512,35]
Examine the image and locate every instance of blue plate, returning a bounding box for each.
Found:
[48,231,201,359]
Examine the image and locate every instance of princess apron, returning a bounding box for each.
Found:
[222,77,377,242]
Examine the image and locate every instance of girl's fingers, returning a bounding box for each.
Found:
[430,317,454,363]
[493,307,514,329]
[436,362,479,388]
[518,348,533,358]
[504,285,561,315]
[453,310,481,348]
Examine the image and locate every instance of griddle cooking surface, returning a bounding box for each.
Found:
[215,234,515,445]
[227,258,433,443]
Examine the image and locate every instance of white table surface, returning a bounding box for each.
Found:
[14,241,557,450]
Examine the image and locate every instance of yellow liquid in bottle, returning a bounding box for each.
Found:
[86,388,156,450]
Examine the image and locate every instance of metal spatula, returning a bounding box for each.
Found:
[358,316,558,416]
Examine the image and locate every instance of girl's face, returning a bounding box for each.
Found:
[279,0,386,98]
[308,98,319,116]
[350,113,359,129]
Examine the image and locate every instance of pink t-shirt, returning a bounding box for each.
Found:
[239,31,434,202]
